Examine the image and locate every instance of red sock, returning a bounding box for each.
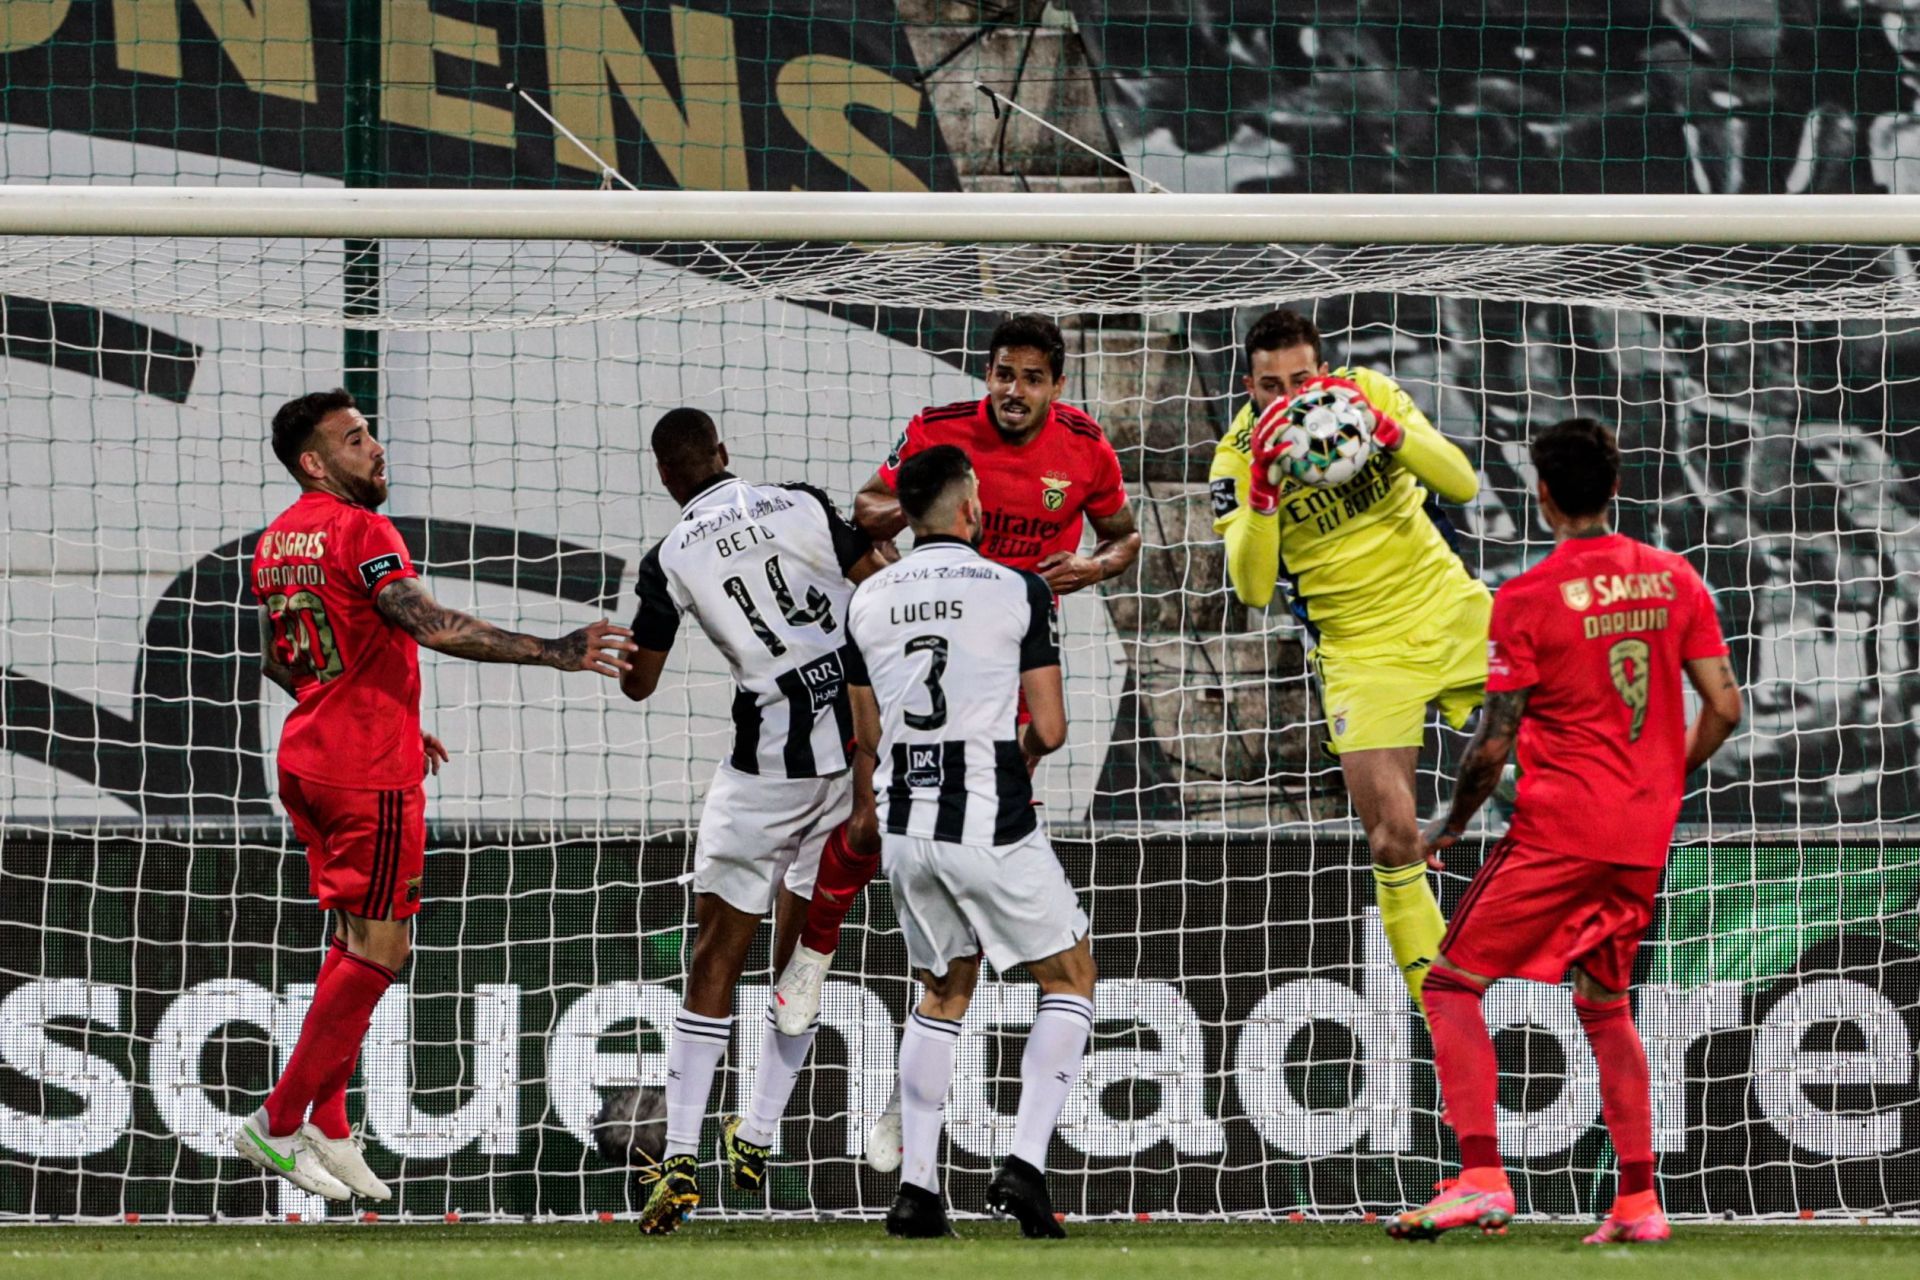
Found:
[1424,967,1503,1174]
[264,948,395,1136]
[800,823,881,954]
[1576,994,1656,1199]
[305,940,357,1140]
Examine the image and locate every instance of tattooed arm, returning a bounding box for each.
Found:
[375,578,636,675]
[1420,687,1530,862]
[258,606,299,696]
[1683,655,1742,773]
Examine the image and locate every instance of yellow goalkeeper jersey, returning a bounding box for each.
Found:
[1209,365,1486,651]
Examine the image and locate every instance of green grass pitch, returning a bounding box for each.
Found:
[5,1222,1918,1280]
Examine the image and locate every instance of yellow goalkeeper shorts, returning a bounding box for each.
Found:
[1313,584,1491,755]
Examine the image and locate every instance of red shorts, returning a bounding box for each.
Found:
[1016,686,1032,727]
[279,766,426,922]
[1440,838,1662,992]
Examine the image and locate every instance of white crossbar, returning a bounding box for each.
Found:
[0,188,1918,244]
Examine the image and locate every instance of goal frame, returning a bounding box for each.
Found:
[4,188,1920,244]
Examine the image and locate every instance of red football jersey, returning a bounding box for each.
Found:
[251,491,423,791]
[877,397,1127,572]
[1487,533,1728,868]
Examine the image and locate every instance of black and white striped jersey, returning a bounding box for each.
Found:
[632,474,870,779]
[843,535,1060,847]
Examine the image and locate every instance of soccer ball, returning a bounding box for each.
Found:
[592,1085,667,1169]
[1264,381,1378,488]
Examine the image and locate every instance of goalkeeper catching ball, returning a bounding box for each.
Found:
[1209,311,1489,1010]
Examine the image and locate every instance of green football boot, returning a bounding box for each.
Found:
[635,1152,700,1235]
[720,1115,769,1193]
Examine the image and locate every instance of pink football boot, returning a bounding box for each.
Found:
[1386,1174,1517,1241]
[1584,1196,1670,1245]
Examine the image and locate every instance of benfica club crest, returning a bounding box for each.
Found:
[1041,473,1072,511]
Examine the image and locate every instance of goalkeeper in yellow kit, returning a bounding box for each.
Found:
[1210,310,1488,1009]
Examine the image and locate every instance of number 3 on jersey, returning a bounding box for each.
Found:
[268,589,345,683]
[903,635,950,730]
[724,553,837,656]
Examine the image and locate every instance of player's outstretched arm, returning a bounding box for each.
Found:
[1683,655,1743,773]
[375,578,636,675]
[1421,687,1530,863]
[1037,502,1143,595]
[256,606,299,696]
[852,470,908,541]
[1019,665,1067,758]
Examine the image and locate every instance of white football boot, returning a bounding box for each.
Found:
[301,1123,392,1201]
[866,1086,903,1174]
[773,943,832,1037]
[233,1110,352,1201]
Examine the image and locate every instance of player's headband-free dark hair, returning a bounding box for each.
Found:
[896,444,975,524]
[1245,309,1322,368]
[650,407,722,475]
[270,387,357,478]
[1530,417,1621,519]
[986,313,1066,380]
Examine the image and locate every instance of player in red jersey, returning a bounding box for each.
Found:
[234,388,634,1203]
[771,316,1141,1142]
[1387,419,1742,1245]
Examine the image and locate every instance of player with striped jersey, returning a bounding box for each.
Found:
[774,313,1137,1043]
[619,409,877,1234]
[842,445,1094,1240]
[1209,310,1487,1011]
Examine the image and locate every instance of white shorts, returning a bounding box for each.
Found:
[694,764,852,915]
[883,827,1088,977]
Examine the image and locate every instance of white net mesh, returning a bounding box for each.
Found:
[6,237,1920,327]
[4,229,1919,1221]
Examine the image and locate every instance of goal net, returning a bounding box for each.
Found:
[2,190,1918,1223]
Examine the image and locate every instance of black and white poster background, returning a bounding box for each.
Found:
[1074,0,1920,832]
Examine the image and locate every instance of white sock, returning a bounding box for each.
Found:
[737,1004,819,1148]
[898,1009,962,1194]
[1010,994,1093,1170]
[665,1007,733,1158]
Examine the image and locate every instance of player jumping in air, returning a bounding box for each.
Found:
[239,389,634,1202]
[620,409,880,1235]
[1388,418,1741,1244]
[1210,309,1486,1010]
[843,445,1092,1239]
[773,314,1138,1044]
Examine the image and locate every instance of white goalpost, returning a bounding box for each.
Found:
[1,190,1917,1223]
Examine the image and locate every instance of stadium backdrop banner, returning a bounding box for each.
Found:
[4,828,1918,1219]
[2,0,1920,1221]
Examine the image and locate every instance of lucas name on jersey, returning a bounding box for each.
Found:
[890,598,965,625]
